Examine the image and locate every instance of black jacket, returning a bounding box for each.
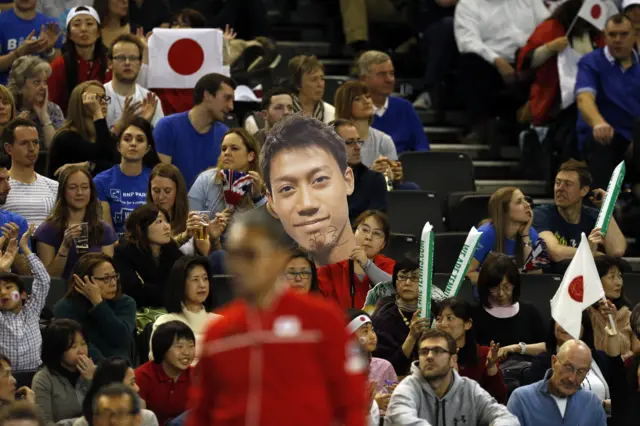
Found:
[348,163,387,222]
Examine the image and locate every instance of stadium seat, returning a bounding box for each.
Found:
[13,369,37,389]
[383,233,419,263]
[433,232,468,274]
[399,152,476,210]
[387,190,444,237]
[23,276,68,313]
[447,192,490,231]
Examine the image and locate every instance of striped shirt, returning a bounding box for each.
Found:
[4,174,58,228]
[0,254,51,370]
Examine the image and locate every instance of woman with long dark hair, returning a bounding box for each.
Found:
[467,186,538,283]
[36,165,118,279]
[48,6,111,113]
[95,117,160,236]
[53,253,137,362]
[112,203,183,309]
[74,357,158,426]
[283,248,320,294]
[434,297,506,402]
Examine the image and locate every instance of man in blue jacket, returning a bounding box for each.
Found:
[508,339,607,426]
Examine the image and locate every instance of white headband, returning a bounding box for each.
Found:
[66,6,101,28]
[347,315,371,334]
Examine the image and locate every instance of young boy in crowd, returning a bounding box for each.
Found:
[0,225,51,370]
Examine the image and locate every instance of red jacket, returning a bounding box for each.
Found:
[458,345,507,403]
[318,255,396,310]
[48,55,112,113]
[187,290,367,426]
[135,361,193,425]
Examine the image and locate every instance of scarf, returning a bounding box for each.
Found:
[396,298,417,313]
[292,95,325,122]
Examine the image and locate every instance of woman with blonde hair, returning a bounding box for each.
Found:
[0,85,16,137]
[288,55,335,123]
[8,56,64,149]
[188,128,265,218]
[467,186,539,283]
[47,80,118,178]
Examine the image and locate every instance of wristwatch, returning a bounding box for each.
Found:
[519,342,527,355]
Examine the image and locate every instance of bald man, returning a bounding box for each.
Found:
[508,339,606,425]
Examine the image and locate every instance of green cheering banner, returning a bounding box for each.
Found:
[418,222,434,320]
[444,226,483,298]
[595,161,625,236]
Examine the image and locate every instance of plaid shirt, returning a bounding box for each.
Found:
[0,254,50,370]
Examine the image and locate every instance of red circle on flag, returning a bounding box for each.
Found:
[167,39,205,76]
[568,276,584,303]
[591,4,602,19]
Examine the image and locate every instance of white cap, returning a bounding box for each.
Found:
[66,6,101,28]
[623,0,640,10]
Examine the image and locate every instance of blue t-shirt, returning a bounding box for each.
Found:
[153,112,228,189]
[474,222,539,264]
[532,203,599,249]
[94,165,151,236]
[0,209,29,250]
[575,47,640,150]
[0,9,63,85]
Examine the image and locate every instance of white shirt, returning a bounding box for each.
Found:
[454,0,549,64]
[373,97,389,118]
[104,81,165,129]
[551,394,568,418]
[4,173,58,228]
[582,368,607,401]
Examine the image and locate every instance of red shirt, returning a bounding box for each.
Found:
[135,361,193,425]
[318,255,396,310]
[187,290,367,426]
[458,345,507,403]
[48,55,112,113]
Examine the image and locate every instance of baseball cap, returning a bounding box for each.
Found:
[66,6,101,28]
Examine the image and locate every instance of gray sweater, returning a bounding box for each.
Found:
[361,128,398,169]
[385,362,520,426]
[32,367,90,426]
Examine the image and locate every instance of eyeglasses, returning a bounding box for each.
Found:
[557,360,589,377]
[285,270,312,280]
[94,410,136,421]
[489,282,514,296]
[397,273,420,283]
[112,55,142,63]
[418,346,450,357]
[345,139,364,147]
[96,95,111,104]
[357,225,385,240]
[92,274,120,284]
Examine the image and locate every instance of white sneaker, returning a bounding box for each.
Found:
[413,92,432,110]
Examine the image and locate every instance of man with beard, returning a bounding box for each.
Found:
[508,340,606,425]
[154,73,234,188]
[385,329,518,425]
[533,159,626,263]
[188,209,368,426]
[576,14,640,190]
[104,33,163,134]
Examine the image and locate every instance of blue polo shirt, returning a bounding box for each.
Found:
[575,47,640,151]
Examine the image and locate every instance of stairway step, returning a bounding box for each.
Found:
[276,41,331,57]
[475,180,548,196]
[423,126,464,143]
[472,160,520,180]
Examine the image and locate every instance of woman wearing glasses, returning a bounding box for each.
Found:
[318,210,395,309]
[48,81,119,178]
[54,253,137,363]
[35,166,118,279]
[467,186,539,284]
[283,248,319,294]
[370,254,445,376]
[471,253,546,362]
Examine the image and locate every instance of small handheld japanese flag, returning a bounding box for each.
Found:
[550,233,605,340]
[148,29,226,89]
[577,0,608,30]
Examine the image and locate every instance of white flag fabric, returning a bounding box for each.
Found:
[550,233,605,340]
[578,0,609,30]
[558,47,583,109]
[148,29,226,89]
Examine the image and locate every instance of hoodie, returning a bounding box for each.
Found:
[385,361,520,426]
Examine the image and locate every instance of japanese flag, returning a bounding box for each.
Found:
[148,29,227,89]
[550,233,605,340]
[578,0,609,30]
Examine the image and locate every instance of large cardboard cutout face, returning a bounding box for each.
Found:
[263,115,356,266]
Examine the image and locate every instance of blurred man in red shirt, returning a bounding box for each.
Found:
[187,209,368,426]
